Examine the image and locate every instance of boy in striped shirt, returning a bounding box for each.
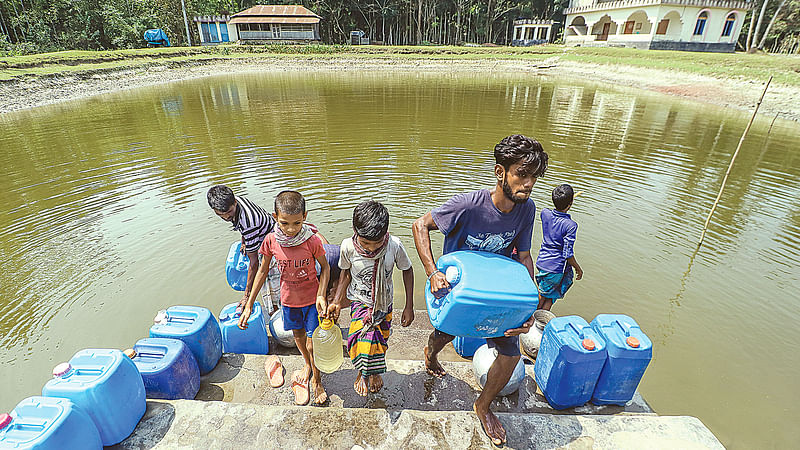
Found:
[207,185,281,314]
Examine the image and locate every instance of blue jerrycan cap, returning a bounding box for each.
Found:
[154,310,169,324]
[444,266,460,285]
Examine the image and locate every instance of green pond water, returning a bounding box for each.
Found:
[0,71,798,448]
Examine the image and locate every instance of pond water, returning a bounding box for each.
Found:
[0,71,798,448]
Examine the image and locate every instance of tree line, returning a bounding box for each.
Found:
[0,0,797,55]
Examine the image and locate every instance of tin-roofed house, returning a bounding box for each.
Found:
[229,5,321,43]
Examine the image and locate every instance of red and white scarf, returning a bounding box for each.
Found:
[353,232,391,328]
[274,223,317,247]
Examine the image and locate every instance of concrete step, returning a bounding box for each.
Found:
[196,354,653,415]
[115,400,723,450]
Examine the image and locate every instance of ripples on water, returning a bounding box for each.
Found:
[0,72,799,448]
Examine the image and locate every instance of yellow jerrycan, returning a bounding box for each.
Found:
[312,317,344,373]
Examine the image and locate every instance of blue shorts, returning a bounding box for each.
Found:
[535,267,574,300]
[282,304,319,337]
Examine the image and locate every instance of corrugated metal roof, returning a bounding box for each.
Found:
[229,16,319,24]
[193,15,230,23]
[232,5,321,19]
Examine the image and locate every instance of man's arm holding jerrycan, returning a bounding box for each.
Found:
[504,250,536,337]
[412,212,535,336]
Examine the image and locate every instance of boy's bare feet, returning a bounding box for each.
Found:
[311,379,328,405]
[300,364,312,383]
[354,373,368,396]
[424,346,446,377]
[367,374,383,393]
[473,403,506,446]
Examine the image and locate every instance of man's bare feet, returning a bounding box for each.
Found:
[367,374,383,393]
[473,403,506,446]
[311,379,328,405]
[424,346,446,377]
[354,373,368,396]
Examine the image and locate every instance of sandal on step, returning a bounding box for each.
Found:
[264,355,284,388]
[290,370,310,405]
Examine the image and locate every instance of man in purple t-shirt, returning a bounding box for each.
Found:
[412,134,548,446]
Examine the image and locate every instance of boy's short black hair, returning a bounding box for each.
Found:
[207,185,235,211]
[353,200,389,241]
[494,134,548,177]
[274,190,306,216]
[552,184,574,211]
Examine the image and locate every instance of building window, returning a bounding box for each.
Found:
[239,23,249,32]
[694,12,708,36]
[201,23,211,42]
[656,19,669,35]
[209,23,219,42]
[220,23,229,42]
[722,14,735,37]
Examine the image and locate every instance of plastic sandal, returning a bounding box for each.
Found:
[291,370,310,405]
[264,355,284,388]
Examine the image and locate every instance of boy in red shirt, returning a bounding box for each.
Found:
[240,190,330,405]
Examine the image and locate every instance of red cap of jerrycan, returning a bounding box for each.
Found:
[582,339,596,351]
[626,336,640,348]
[52,362,71,378]
[0,413,11,430]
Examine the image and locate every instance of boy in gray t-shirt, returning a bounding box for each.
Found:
[329,201,414,397]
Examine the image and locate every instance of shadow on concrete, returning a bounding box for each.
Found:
[202,353,244,383]
[194,383,225,402]
[325,368,479,411]
[501,413,587,449]
[110,401,175,449]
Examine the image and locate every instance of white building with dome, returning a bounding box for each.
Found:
[563,0,752,52]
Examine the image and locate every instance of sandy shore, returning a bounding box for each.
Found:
[2,56,797,122]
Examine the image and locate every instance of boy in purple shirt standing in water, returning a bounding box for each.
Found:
[536,184,584,311]
[412,134,548,446]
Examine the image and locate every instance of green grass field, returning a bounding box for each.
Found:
[1,44,797,86]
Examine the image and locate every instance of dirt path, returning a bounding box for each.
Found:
[1,56,797,122]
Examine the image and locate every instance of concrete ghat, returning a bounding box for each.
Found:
[112,311,722,448]
[195,354,653,415]
[115,400,723,449]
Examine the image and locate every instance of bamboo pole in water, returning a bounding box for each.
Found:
[767,112,780,135]
[698,76,772,247]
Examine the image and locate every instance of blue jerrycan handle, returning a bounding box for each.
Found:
[567,322,585,339]
[613,319,632,337]
[427,268,451,322]
[221,306,244,322]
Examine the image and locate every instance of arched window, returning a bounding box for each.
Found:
[722,13,736,37]
[694,11,708,36]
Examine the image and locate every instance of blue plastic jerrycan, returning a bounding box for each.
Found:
[41,349,145,446]
[226,242,249,291]
[218,301,269,354]
[149,306,222,375]
[131,338,201,400]
[590,314,653,406]
[0,397,102,449]
[534,316,607,410]
[453,336,486,358]
[425,251,538,338]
